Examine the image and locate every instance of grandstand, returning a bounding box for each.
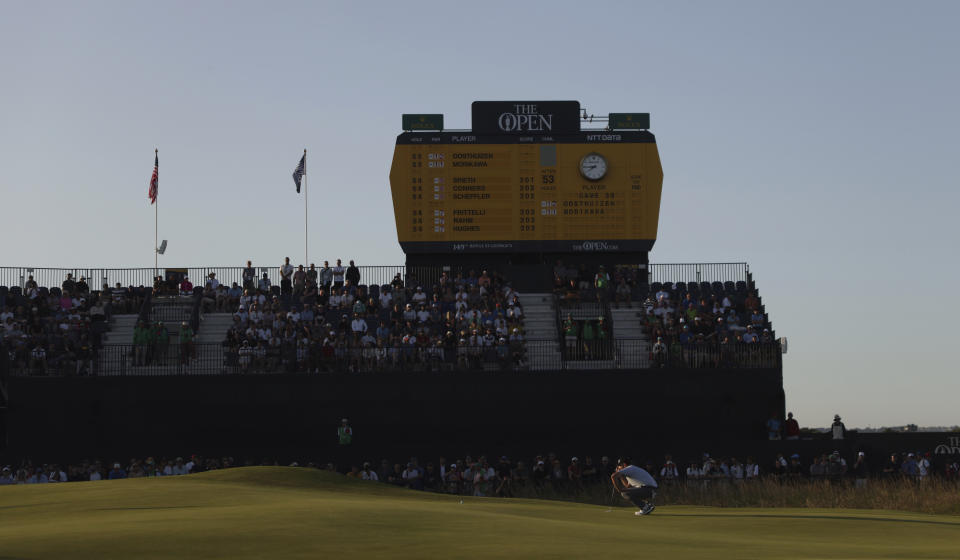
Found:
[0,262,779,377]
[0,101,786,463]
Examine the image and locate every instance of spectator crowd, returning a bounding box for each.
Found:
[1,274,146,375]
[220,259,528,373]
[553,261,779,368]
[4,448,957,492]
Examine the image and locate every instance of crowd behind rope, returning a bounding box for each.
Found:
[4,449,958,491]
[0,274,147,375]
[220,258,528,372]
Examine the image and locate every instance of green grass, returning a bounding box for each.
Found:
[1,467,958,559]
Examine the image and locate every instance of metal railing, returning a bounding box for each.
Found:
[4,340,780,377]
[647,263,749,285]
[1,263,750,291]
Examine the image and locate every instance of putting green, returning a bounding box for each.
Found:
[0,467,957,559]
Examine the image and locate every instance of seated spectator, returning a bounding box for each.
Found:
[179,276,194,295]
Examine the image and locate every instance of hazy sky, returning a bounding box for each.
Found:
[2,1,958,427]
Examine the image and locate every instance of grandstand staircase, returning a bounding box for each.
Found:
[609,306,650,369]
[101,314,138,345]
[196,313,234,344]
[516,293,562,371]
[97,296,220,376]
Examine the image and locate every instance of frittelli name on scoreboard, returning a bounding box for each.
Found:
[472,101,581,134]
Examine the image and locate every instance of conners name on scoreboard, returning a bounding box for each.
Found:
[389,101,664,254]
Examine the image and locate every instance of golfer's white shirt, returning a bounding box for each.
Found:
[619,465,658,489]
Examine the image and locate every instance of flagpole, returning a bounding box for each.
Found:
[154,148,158,282]
[303,148,308,266]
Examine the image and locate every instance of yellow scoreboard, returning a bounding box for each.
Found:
[389,102,664,254]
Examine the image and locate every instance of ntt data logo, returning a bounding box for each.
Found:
[497,104,553,132]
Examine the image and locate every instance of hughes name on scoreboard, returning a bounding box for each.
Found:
[390,101,663,254]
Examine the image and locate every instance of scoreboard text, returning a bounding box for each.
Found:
[389,103,663,254]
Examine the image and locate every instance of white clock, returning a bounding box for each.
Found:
[579,153,607,181]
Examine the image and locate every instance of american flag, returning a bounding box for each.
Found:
[148,152,158,204]
[292,152,306,193]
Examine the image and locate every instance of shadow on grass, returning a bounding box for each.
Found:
[670,512,960,526]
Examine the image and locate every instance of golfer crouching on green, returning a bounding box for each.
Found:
[610,457,658,516]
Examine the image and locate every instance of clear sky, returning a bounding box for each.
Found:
[2,1,958,428]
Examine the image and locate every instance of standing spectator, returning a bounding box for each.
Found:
[651,337,667,367]
[831,414,846,440]
[337,418,353,446]
[766,414,781,440]
[332,259,346,289]
[852,452,868,488]
[293,265,306,297]
[659,456,679,484]
[346,260,361,287]
[594,265,610,304]
[179,321,195,364]
[108,463,127,480]
[882,453,899,479]
[320,261,333,290]
[917,452,931,482]
[280,257,294,296]
[62,273,77,294]
[784,412,800,440]
[242,261,256,291]
[567,457,582,490]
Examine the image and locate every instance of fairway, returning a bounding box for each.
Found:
[1,468,957,559]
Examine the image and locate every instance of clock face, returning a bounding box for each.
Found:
[579,153,607,181]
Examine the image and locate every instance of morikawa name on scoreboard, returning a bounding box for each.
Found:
[472,101,581,134]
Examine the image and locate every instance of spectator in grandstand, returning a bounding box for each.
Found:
[346,260,360,287]
[258,273,271,293]
[281,257,294,295]
[332,259,346,289]
[178,276,193,295]
[201,282,216,313]
[293,265,306,296]
[320,261,333,289]
[242,261,256,291]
